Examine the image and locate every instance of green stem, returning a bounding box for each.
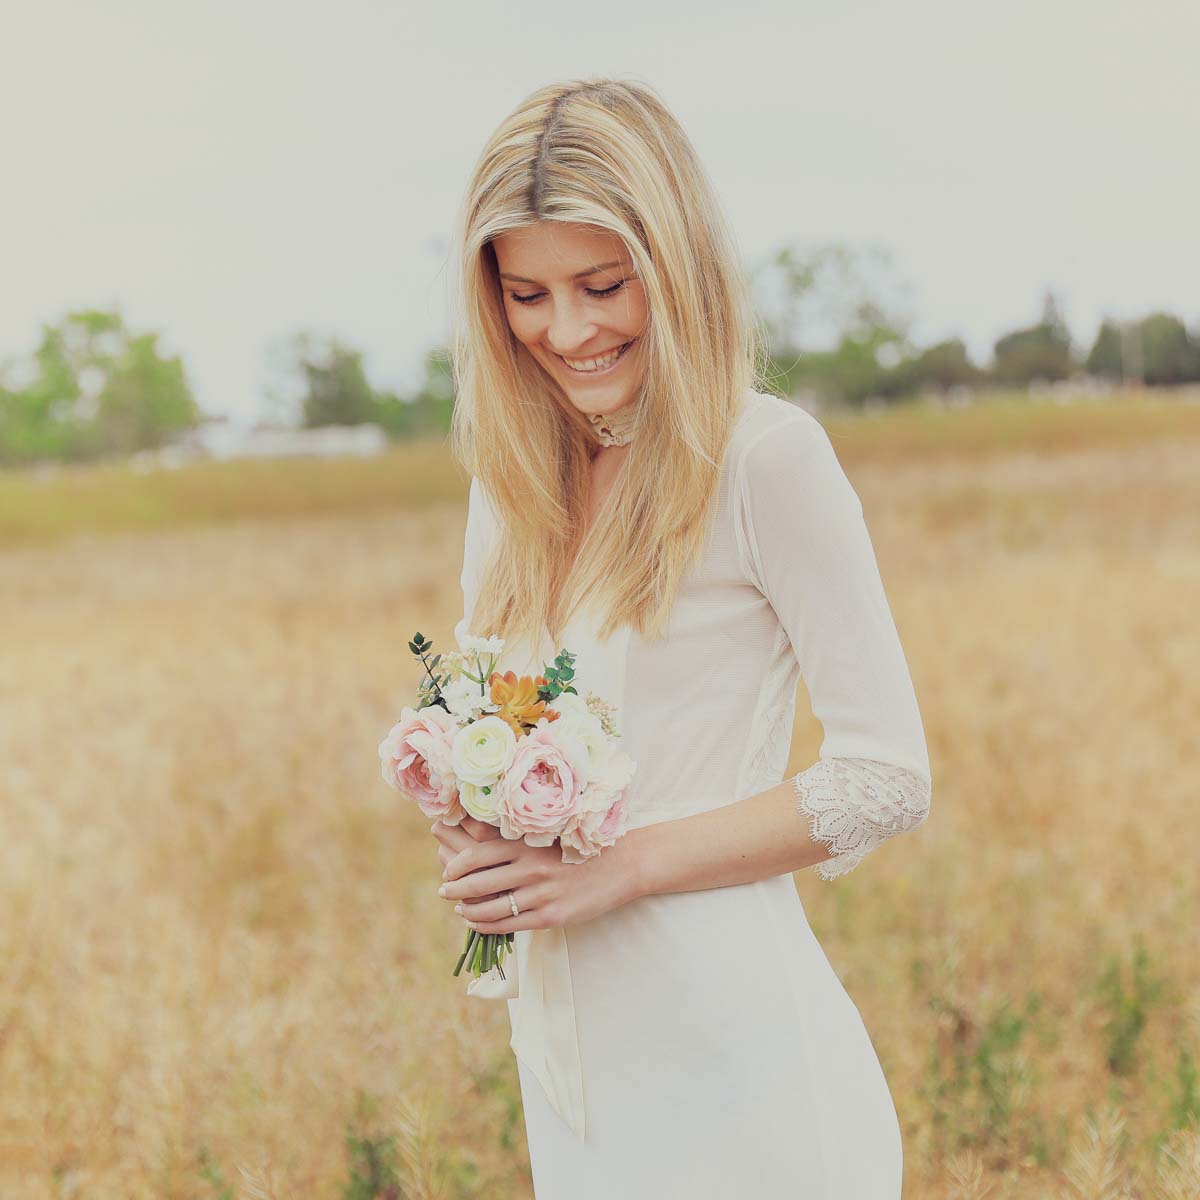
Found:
[453,928,478,977]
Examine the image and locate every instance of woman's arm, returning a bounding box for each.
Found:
[623,406,933,899]
[620,755,933,898]
[619,778,833,898]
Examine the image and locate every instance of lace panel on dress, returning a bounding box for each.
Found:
[791,757,931,881]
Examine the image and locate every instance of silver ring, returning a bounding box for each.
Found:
[508,890,520,917]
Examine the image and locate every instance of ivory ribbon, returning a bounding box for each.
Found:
[466,925,586,1142]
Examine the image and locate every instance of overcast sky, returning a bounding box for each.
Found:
[2,0,1197,425]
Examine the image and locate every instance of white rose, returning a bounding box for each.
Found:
[550,692,591,719]
[452,715,516,786]
[545,696,609,779]
[579,748,636,811]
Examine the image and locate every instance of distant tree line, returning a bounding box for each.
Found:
[0,314,453,467]
[264,331,453,441]
[2,244,1197,465]
[753,243,1200,406]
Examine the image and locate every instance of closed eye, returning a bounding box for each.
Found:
[509,280,626,305]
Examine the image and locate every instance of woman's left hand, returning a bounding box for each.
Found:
[431,814,641,934]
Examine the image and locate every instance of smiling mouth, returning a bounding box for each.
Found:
[555,338,635,375]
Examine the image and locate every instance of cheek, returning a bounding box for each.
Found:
[504,304,542,347]
[620,291,650,338]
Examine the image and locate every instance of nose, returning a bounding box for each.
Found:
[544,297,600,357]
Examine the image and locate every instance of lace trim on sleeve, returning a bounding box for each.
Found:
[791,757,931,881]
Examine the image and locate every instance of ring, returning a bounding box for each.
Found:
[508,890,520,917]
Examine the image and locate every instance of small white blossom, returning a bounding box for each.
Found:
[440,675,496,719]
[437,649,468,682]
[458,632,505,657]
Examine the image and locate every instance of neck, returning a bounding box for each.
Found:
[584,399,638,447]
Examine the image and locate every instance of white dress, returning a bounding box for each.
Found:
[453,387,932,1199]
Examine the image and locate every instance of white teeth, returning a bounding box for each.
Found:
[561,342,628,372]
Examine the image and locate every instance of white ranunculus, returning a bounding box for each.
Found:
[459,778,501,822]
[451,715,516,786]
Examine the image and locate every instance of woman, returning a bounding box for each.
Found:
[430,76,932,1198]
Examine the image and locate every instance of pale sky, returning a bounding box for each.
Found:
[2,0,1197,425]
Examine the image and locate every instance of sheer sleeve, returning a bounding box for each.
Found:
[733,406,932,880]
[453,476,501,647]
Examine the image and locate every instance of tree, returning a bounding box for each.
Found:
[883,338,983,397]
[284,333,380,428]
[750,241,915,406]
[1085,319,1125,380]
[0,307,199,465]
[752,241,914,354]
[1139,312,1200,385]
[1085,312,1200,385]
[372,348,455,437]
[991,290,1075,386]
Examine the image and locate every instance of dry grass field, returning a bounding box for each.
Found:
[2,392,1198,1198]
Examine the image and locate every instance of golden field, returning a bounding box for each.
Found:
[1,392,1198,1198]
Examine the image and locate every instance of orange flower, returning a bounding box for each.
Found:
[488,670,560,734]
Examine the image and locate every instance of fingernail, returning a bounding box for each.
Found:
[454,904,463,914]
[437,885,447,897]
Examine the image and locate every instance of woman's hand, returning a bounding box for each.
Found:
[429,815,507,902]
[430,814,641,934]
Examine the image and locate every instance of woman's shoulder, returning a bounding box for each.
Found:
[730,387,837,478]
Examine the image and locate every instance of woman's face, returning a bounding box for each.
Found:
[492,221,649,417]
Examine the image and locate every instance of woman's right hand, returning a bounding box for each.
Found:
[430,817,508,903]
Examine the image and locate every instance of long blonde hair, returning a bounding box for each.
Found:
[448,76,770,651]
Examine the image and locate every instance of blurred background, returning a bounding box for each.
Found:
[2,2,1198,1197]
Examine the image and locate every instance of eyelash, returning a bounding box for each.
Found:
[508,281,625,305]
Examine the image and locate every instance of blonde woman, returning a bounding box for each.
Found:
[429,76,932,1198]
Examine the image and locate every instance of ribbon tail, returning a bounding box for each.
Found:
[465,937,519,999]
[509,926,587,1143]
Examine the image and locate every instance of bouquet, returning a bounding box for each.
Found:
[378,630,636,983]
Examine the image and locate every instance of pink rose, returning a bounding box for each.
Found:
[560,791,630,864]
[559,749,635,863]
[378,705,464,824]
[496,727,589,846]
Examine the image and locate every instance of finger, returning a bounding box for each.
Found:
[456,890,509,904]
[460,815,502,840]
[457,885,546,922]
[430,819,475,853]
[444,838,520,883]
[461,908,555,935]
[442,861,541,902]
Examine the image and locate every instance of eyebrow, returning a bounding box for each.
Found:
[498,260,625,284]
